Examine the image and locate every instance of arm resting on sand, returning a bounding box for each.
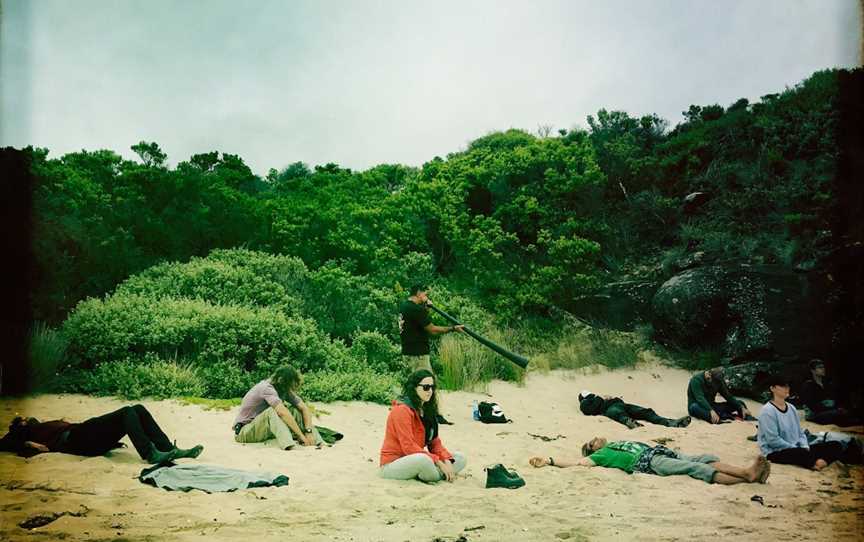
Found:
[530,456,594,468]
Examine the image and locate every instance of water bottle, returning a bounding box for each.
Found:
[472,401,480,421]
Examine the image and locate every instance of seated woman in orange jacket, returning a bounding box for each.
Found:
[379,369,467,482]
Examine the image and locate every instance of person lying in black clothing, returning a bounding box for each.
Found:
[0,404,203,463]
[579,390,691,429]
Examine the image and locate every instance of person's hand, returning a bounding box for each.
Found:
[300,433,315,446]
[437,460,456,482]
[740,407,751,418]
[452,325,465,333]
[24,441,50,453]
[529,456,549,468]
[710,410,720,424]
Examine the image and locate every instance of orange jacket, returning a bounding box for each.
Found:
[380,400,453,466]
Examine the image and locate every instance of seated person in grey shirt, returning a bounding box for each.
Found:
[233,365,323,449]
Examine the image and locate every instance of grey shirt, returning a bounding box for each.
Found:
[233,379,301,427]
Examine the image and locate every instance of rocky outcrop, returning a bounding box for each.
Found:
[651,265,832,363]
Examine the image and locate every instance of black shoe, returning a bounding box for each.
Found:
[485,464,525,489]
[436,414,454,425]
[673,416,691,428]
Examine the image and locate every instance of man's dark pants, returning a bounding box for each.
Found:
[63,405,173,458]
[605,402,675,427]
[688,401,741,423]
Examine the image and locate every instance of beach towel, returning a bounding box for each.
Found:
[139,463,289,493]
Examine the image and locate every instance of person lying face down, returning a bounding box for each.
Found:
[578,390,690,429]
[529,436,769,485]
[0,405,203,464]
[379,370,467,483]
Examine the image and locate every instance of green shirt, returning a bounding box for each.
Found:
[590,441,651,473]
[399,300,432,355]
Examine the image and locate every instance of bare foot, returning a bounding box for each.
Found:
[744,458,761,482]
[813,459,828,471]
[756,456,770,483]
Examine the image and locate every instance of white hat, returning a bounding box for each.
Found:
[579,389,592,401]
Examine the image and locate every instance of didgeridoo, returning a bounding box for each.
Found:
[426,303,529,369]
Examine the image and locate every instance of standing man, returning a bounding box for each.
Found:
[687,367,752,424]
[398,284,463,374]
[399,284,463,424]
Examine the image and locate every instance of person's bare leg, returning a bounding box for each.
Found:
[713,472,748,485]
[711,456,765,482]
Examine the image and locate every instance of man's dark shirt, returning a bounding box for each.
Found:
[687,372,743,412]
[399,300,432,355]
[0,420,75,457]
[799,379,837,414]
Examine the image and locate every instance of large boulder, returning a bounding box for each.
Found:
[651,264,832,363]
[722,361,810,401]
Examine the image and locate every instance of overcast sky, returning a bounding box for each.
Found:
[1,0,860,175]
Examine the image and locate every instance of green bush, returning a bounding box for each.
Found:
[116,255,305,317]
[437,328,525,391]
[62,294,348,376]
[71,357,206,399]
[349,330,402,374]
[301,370,398,404]
[28,322,68,391]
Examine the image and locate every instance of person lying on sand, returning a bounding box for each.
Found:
[530,437,769,485]
[233,365,324,449]
[379,369,467,483]
[578,390,691,429]
[0,404,203,463]
[757,373,845,471]
[687,367,753,424]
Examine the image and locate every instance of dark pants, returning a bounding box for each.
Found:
[688,401,741,422]
[806,409,861,427]
[605,401,675,427]
[767,441,845,469]
[63,405,172,459]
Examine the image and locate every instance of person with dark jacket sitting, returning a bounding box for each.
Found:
[687,367,751,424]
[579,390,690,429]
[798,359,860,427]
[0,404,203,463]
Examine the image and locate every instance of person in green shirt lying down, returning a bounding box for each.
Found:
[529,437,770,485]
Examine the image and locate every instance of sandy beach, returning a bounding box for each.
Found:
[1,364,862,541]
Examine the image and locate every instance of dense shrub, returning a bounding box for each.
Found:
[116,255,305,316]
[69,357,207,399]
[301,370,398,404]
[28,322,68,391]
[62,294,347,375]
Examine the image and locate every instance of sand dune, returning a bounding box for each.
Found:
[1,364,862,541]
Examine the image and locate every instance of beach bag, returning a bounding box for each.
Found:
[478,401,510,424]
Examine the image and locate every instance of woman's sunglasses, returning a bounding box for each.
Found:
[417,384,436,392]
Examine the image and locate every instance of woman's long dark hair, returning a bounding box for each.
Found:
[402,369,439,420]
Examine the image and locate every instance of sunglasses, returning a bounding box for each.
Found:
[417,384,436,392]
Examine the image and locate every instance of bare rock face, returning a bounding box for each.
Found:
[651,265,831,363]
